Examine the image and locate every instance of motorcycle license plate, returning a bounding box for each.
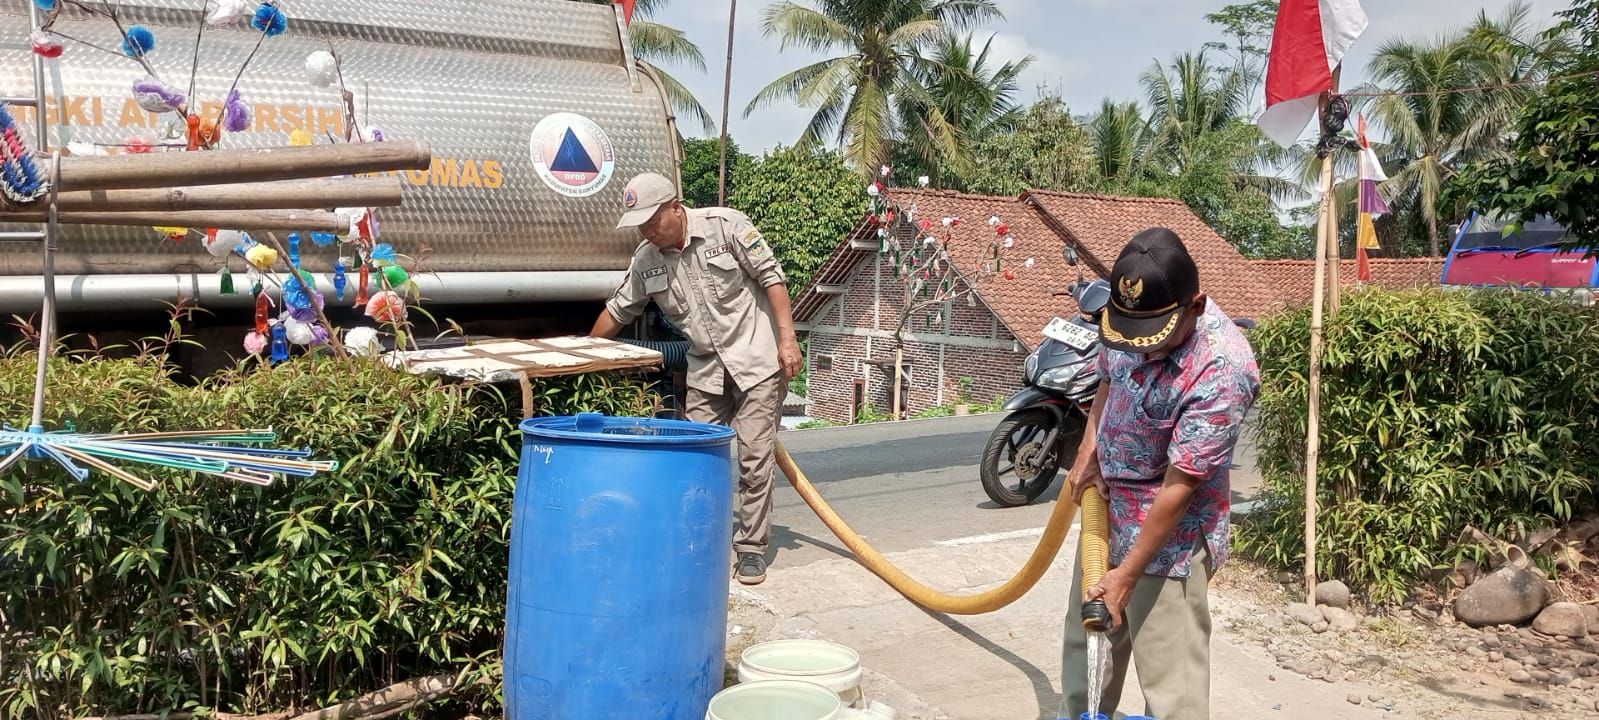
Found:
[1043,317,1097,350]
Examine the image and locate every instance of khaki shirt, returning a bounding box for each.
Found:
[606,207,787,395]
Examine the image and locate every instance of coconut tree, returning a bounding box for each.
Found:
[746,0,1004,174]
[1361,36,1511,256]
[1350,2,1568,256]
[895,31,1032,186]
[1087,99,1157,191]
[578,0,715,132]
[1464,0,1571,152]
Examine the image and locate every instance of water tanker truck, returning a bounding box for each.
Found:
[0,0,687,374]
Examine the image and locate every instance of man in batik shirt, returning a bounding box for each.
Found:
[1058,227,1261,720]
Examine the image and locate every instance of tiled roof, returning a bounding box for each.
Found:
[1022,190,1282,322]
[793,189,1083,348]
[791,213,879,324]
[1249,258,1446,311]
[793,188,1293,349]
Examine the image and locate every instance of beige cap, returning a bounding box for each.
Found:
[615,172,679,229]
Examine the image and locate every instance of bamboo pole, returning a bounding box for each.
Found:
[1326,68,1344,315]
[0,208,349,232]
[55,140,432,192]
[892,347,904,421]
[1303,72,1341,606]
[717,0,737,206]
[49,176,403,213]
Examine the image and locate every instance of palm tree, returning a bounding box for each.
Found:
[1361,36,1508,256]
[578,0,715,132]
[1094,51,1302,205]
[1087,99,1156,191]
[895,31,1032,186]
[1141,50,1248,150]
[746,0,1003,173]
[1353,1,1567,256]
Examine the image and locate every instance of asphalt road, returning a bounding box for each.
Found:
[770,413,1263,569]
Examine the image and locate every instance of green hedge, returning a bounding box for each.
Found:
[0,345,660,718]
[1238,288,1599,604]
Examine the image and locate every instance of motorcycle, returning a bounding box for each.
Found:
[979,245,1109,507]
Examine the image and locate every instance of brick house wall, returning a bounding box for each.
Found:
[802,251,1028,424]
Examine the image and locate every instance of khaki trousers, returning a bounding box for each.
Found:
[1059,539,1213,720]
[685,369,783,555]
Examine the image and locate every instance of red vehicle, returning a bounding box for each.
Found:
[1443,213,1597,303]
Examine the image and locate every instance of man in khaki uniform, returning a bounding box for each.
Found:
[590,172,803,585]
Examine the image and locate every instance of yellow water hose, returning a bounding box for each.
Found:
[775,440,1085,615]
[1078,486,1115,631]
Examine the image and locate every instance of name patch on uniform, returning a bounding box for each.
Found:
[641,266,667,280]
[704,243,732,259]
[740,228,773,261]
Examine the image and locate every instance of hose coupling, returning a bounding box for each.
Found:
[1082,598,1115,633]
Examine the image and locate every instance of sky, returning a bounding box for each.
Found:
[647,0,1572,152]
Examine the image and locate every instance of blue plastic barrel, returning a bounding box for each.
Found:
[505,413,737,720]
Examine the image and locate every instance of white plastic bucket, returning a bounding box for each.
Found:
[739,640,864,708]
[705,679,842,720]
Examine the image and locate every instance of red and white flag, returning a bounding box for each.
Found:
[1259,0,1369,148]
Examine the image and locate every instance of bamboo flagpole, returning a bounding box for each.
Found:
[1260,0,1368,608]
[1302,71,1341,606]
[1325,67,1344,315]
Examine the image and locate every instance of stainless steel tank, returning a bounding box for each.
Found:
[0,0,680,311]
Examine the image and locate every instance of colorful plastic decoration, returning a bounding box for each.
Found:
[369,243,397,265]
[269,322,289,363]
[252,2,289,36]
[133,77,185,114]
[287,232,302,268]
[306,50,338,88]
[254,292,270,334]
[333,259,348,300]
[207,0,251,25]
[222,89,251,133]
[364,290,404,324]
[344,326,381,357]
[381,265,409,289]
[0,103,46,205]
[356,263,370,305]
[121,26,155,58]
[283,318,314,345]
[245,244,278,271]
[242,330,267,355]
[30,29,63,58]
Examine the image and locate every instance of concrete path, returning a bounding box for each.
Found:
[740,526,1401,720]
[739,416,1415,719]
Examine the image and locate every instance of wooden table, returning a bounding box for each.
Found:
[385,336,664,418]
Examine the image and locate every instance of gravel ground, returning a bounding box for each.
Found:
[1213,563,1599,719]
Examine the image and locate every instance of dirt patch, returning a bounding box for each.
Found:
[1213,563,1599,718]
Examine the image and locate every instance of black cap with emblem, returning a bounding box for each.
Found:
[1100,227,1200,354]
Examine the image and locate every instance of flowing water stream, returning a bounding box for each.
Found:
[1085,631,1112,720]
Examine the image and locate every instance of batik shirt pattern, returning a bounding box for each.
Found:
[1094,300,1261,578]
